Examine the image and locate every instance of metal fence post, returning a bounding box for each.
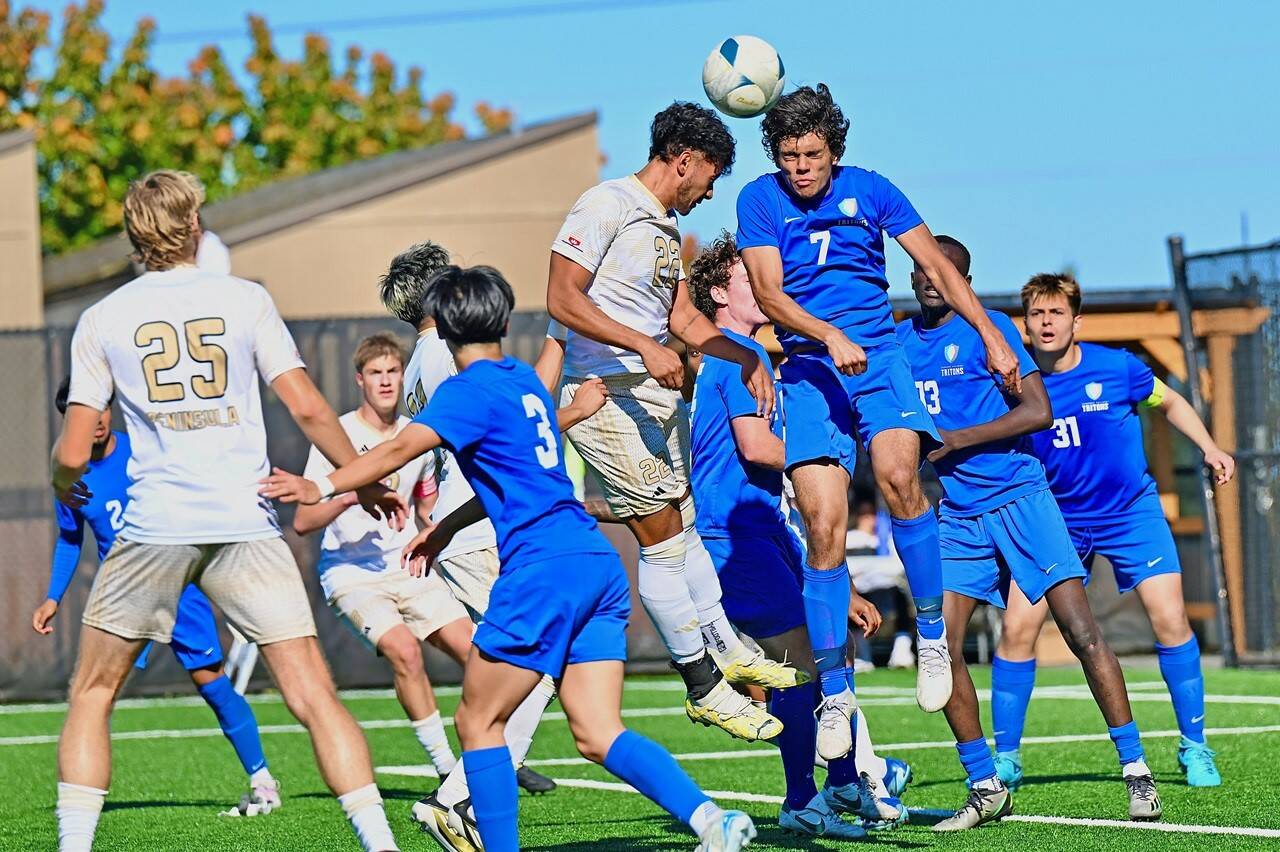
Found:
[1168,235,1238,666]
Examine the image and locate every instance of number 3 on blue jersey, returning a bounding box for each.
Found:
[915,379,941,415]
[522,393,558,468]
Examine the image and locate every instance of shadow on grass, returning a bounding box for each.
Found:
[103,799,229,812]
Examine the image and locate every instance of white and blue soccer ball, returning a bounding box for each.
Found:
[701,35,786,119]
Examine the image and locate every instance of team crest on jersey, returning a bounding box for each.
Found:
[944,343,959,363]
[838,197,858,218]
[1085,382,1103,400]
[1082,381,1110,411]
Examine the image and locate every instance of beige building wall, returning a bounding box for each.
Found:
[0,133,44,329]
[232,125,599,317]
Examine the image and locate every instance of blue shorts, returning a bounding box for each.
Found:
[940,489,1087,608]
[703,529,807,640]
[1067,495,1182,594]
[779,342,940,476]
[473,551,631,678]
[134,584,225,671]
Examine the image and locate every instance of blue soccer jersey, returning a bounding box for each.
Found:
[48,431,131,602]
[736,165,923,353]
[897,310,1046,516]
[690,329,787,537]
[413,356,613,567]
[1029,343,1160,522]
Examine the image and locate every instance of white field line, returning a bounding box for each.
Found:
[0,679,1176,716]
[373,723,1280,778]
[548,778,1280,839]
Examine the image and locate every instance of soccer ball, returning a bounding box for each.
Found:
[701,35,786,119]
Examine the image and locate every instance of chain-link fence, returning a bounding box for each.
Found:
[0,312,650,701]
[1178,238,1280,664]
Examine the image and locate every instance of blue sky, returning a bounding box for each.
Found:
[93,0,1279,297]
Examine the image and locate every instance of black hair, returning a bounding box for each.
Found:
[379,241,452,327]
[934,234,971,276]
[431,265,515,346]
[649,101,736,175]
[760,83,849,162]
[55,375,113,415]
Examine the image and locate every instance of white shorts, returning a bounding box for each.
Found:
[83,537,316,646]
[561,373,689,518]
[326,567,468,651]
[436,546,501,623]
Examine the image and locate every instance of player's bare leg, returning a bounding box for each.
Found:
[628,504,781,742]
[259,637,399,850]
[56,627,146,851]
[868,428,952,713]
[933,593,1012,832]
[378,623,464,778]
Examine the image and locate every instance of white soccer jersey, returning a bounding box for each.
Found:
[403,328,497,560]
[304,411,431,597]
[552,176,684,377]
[67,266,304,544]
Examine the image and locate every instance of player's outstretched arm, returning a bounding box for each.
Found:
[670,279,774,416]
[740,245,868,376]
[928,373,1054,463]
[896,225,1021,393]
[262,423,442,506]
[1154,384,1236,485]
[534,330,567,393]
[293,492,359,536]
[557,377,609,431]
[547,253,685,389]
[271,368,359,467]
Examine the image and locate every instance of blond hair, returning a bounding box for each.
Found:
[123,170,205,270]
[1021,272,1082,316]
[353,332,406,372]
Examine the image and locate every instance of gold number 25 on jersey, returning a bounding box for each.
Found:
[135,318,229,403]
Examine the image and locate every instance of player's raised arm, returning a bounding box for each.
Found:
[929,373,1054,463]
[896,224,1021,393]
[1149,382,1236,485]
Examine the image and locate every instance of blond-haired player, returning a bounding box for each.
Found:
[52,170,403,852]
[294,333,473,780]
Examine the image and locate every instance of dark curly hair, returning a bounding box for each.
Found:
[688,231,739,321]
[649,102,736,175]
[760,83,849,163]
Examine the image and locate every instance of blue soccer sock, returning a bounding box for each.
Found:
[1156,635,1206,743]
[956,737,998,786]
[991,656,1036,754]
[891,509,945,641]
[604,730,711,828]
[802,564,853,696]
[197,674,267,777]
[1108,721,1146,768]
[768,682,819,809]
[463,745,519,852]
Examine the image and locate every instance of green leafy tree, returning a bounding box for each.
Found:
[0,0,513,254]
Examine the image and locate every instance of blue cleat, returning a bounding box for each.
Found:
[1178,737,1222,787]
[823,773,908,830]
[780,792,867,840]
[883,757,913,798]
[994,750,1023,792]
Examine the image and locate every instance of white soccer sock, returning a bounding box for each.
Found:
[852,708,888,780]
[680,501,752,666]
[249,767,275,787]
[411,711,457,776]
[57,782,107,852]
[638,532,705,663]
[688,800,724,836]
[338,783,399,852]
[437,675,556,808]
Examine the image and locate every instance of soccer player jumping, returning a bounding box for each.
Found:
[898,237,1161,827]
[735,84,1020,757]
[992,273,1235,789]
[264,265,759,852]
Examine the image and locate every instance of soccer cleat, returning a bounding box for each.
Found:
[696,809,757,852]
[516,765,557,794]
[779,791,866,840]
[994,750,1024,792]
[888,634,916,669]
[823,772,908,830]
[883,757,913,798]
[915,634,953,713]
[814,687,856,761]
[220,779,282,817]
[412,791,483,852]
[719,646,809,690]
[686,679,783,742]
[932,779,1013,831]
[1125,770,1163,821]
[1178,738,1222,787]
[852,657,876,675]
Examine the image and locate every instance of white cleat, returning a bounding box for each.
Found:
[220,778,282,817]
[888,634,916,669]
[915,634,953,713]
[696,809,757,852]
[815,687,856,762]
